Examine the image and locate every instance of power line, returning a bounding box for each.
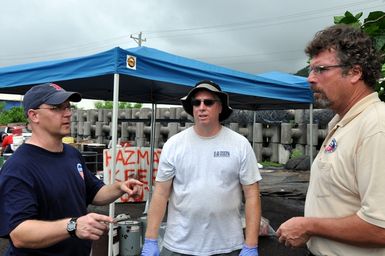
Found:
[143,1,382,38]
[0,1,382,65]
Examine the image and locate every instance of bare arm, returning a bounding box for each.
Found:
[277,214,385,247]
[145,180,173,239]
[242,182,261,247]
[92,178,143,205]
[10,213,113,249]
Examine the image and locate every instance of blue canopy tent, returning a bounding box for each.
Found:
[0,46,312,110]
[0,47,313,255]
[258,71,308,87]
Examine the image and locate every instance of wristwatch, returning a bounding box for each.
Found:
[66,217,78,238]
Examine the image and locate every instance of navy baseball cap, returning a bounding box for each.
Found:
[23,83,81,116]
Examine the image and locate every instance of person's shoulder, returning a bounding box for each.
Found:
[356,100,385,134]
[162,127,192,151]
[168,126,191,140]
[0,145,34,175]
[63,143,80,152]
[363,100,385,119]
[63,143,82,157]
[221,126,248,141]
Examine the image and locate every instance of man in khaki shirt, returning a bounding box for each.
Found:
[276,24,385,256]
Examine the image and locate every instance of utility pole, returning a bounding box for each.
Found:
[130,32,146,46]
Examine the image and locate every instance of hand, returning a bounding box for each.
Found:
[239,244,258,256]
[75,213,114,240]
[141,238,159,256]
[276,217,310,247]
[120,178,144,198]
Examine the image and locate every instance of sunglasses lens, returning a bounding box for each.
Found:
[191,99,217,107]
[191,99,201,106]
[203,99,215,106]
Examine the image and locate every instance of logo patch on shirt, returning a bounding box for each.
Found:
[214,151,230,157]
[325,138,337,153]
[77,163,84,179]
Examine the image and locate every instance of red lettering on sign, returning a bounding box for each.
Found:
[115,150,126,165]
[124,148,136,165]
[137,150,149,165]
[104,150,112,167]
[104,168,121,183]
[153,150,161,163]
[104,147,162,202]
[124,169,137,180]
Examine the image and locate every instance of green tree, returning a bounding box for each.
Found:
[334,11,385,101]
[0,106,27,125]
[0,101,6,112]
[94,101,113,109]
[94,101,142,109]
[297,11,385,101]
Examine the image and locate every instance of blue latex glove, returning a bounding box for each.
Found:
[141,238,160,256]
[239,244,258,256]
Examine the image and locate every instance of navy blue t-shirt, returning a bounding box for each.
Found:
[0,143,105,256]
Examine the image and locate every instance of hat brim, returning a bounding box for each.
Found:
[45,92,82,105]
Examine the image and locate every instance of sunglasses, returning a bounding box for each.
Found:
[191,99,218,107]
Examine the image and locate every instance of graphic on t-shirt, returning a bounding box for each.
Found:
[213,151,230,157]
[77,163,84,179]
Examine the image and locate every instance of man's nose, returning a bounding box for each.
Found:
[307,72,317,84]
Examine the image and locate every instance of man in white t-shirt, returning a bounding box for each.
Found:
[277,25,385,256]
[141,80,262,256]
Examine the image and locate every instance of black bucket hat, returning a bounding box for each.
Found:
[181,80,233,121]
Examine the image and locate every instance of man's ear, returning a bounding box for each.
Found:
[350,65,363,84]
[27,110,39,123]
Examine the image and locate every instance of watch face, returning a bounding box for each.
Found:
[67,218,78,238]
[67,221,76,231]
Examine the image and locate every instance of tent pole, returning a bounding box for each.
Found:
[142,103,156,215]
[148,103,156,204]
[252,111,256,150]
[309,103,314,166]
[108,73,120,256]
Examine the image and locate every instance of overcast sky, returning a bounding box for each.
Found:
[1,0,383,76]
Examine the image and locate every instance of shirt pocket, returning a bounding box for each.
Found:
[315,160,333,198]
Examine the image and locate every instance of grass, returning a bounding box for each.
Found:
[260,161,284,168]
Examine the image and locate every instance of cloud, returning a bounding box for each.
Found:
[0,0,382,74]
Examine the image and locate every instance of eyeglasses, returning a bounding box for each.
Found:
[308,64,346,74]
[34,104,74,112]
[191,99,218,107]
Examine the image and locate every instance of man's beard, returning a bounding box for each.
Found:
[313,91,331,109]
[314,96,331,109]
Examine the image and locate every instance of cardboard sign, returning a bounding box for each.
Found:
[103,146,161,202]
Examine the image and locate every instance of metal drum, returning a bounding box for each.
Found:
[83,143,106,172]
[118,220,142,256]
[81,151,98,174]
[139,216,147,244]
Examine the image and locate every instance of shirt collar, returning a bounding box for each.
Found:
[330,92,380,129]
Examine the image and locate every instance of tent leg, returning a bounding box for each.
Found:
[148,103,156,204]
[108,73,120,256]
[309,104,314,166]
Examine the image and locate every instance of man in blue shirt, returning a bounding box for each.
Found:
[0,83,142,256]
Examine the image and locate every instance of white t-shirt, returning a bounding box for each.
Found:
[157,126,261,255]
